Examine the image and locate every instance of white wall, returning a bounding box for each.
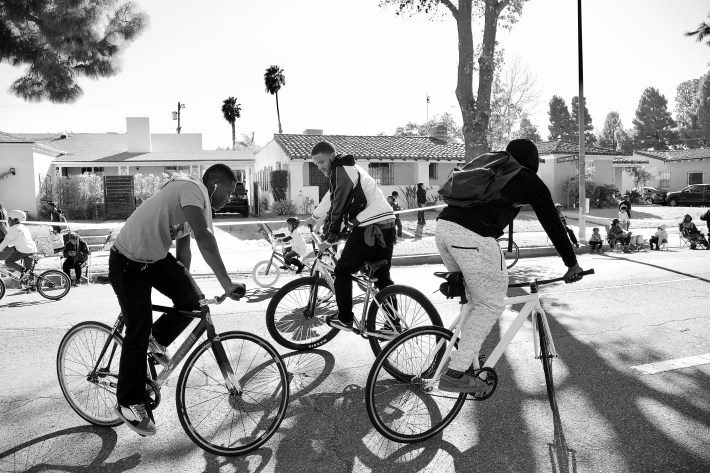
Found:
[651,160,710,191]
[0,143,40,217]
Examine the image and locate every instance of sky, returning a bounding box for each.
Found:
[0,0,709,150]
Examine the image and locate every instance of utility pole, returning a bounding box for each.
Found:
[577,0,587,243]
[172,101,186,134]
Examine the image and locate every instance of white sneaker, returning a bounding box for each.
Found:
[115,403,157,436]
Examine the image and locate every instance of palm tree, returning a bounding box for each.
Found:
[264,65,286,133]
[221,97,242,147]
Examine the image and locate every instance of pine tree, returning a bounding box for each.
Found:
[547,95,572,140]
[570,96,596,145]
[632,87,677,150]
[516,114,541,142]
[0,0,147,103]
[694,72,710,140]
[599,112,623,149]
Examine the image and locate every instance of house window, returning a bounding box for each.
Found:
[688,172,703,185]
[659,171,671,189]
[369,163,393,185]
[429,163,438,180]
[80,167,104,175]
[165,165,189,175]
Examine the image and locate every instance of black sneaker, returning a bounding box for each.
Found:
[325,314,353,332]
[115,403,157,436]
[439,369,489,394]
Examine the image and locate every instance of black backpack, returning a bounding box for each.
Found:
[438,151,523,207]
[700,209,710,221]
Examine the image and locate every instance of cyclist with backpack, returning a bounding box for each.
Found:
[435,139,584,394]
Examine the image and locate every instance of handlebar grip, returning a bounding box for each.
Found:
[581,269,595,276]
[234,285,246,297]
[215,294,227,304]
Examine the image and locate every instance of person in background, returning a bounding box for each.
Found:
[618,205,630,230]
[279,217,307,274]
[416,183,427,225]
[48,201,68,234]
[554,203,579,248]
[608,218,631,247]
[618,199,632,219]
[588,227,603,253]
[0,202,8,243]
[62,231,90,286]
[649,224,668,251]
[679,214,709,249]
[390,191,403,239]
[0,210,38,284]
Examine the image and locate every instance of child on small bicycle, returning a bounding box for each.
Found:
[279,217,307,274]
[0,210,38,283]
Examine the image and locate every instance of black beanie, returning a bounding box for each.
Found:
[506,139,539,173]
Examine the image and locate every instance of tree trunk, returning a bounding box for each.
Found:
[275,91,283,134]
[231,122,236,148]
[454,0,478,161]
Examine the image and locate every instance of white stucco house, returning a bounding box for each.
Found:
[0,117,255,218]
[635,148,710,191]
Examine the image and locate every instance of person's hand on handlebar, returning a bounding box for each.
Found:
[317,240,333,252]
[304,216,317,229]
[224,282,246,300]
[563,263,584,283]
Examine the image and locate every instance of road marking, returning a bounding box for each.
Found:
[632,354,710,375]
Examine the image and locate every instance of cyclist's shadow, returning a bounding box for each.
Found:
[0,425,140,472]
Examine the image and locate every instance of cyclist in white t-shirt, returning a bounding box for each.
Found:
[110,164,245,437]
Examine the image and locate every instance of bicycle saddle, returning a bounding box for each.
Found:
[361,260,388,274]
[433,271,464,284]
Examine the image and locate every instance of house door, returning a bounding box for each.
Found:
[309,163,329,201]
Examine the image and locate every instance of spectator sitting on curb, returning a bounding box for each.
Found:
[63,231,90,286]
[649,225,668,251]
[679,214,709,249]
[588,227,603,253]
[608,218,631,247]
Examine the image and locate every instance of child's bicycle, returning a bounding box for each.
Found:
[252,223,314,288]
[0,254,71,301]
[56,291,289,456]
[365,268,594,443]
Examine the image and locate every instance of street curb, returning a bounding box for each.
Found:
[391,245,590,267]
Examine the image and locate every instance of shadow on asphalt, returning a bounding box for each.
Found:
[0,425,140,472]
[600,253,710,284]
[0,297,55,309]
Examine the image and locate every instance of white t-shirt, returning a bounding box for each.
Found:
[289,228,308,256]
[0,224,38,254]
[114,177,213,263]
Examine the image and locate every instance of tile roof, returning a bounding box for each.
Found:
[273,134,466,160]
[0,131,33,143]
[54,149,255,164]
[536,140,624,156]
[635,148,710,162]
[10,132,203,162]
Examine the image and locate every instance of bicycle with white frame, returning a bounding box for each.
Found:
[365,267,594,443]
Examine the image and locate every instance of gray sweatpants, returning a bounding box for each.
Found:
[435,220,508,371]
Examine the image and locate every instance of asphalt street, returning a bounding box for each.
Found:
[1,249,709,472]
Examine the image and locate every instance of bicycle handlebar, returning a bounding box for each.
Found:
[507,268,594,288]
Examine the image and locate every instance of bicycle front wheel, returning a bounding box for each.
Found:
[497,238,520,269]
[365,326,466,443]
[265,276,339,350]
[0,278,5,300]
[537,311,556,406]
[56,322,122,427]
[366,285,443,366]
[176,331,289,456]
[37,270,71,300]
[252,260,281,288]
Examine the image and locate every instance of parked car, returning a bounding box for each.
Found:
[640,186,668,204]
[665,184,710,207]
[216,181,249,217]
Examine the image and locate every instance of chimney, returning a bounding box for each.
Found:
[430,124,449,144]
[303,129,324,136]
[126,117,152,153]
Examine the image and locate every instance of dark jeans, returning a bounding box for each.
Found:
[284,250,302,266]
[417,204,426,224]
[334,226,395,323]
[5,249,32,273]
[109,249,201,406]
[565,226,578,245]
[62,258,85,282]
[589,241,602,251]
[394,217,402,238]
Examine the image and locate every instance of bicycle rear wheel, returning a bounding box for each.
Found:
[36,270,71,300]
[365,326,466,443]
[176,331,289,456]
[537,311,556,406]
[497,238,520,269]
[265,276,339,350]
[0,278,5,300]
[252,260,281,288]
[56,322,122,426]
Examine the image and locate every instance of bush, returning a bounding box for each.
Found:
[271,199,298,216]
[270,170,289,201]
[134,173,169,202]
[39,174,105,220]
[591,184,620,208]
[623,189,643,204]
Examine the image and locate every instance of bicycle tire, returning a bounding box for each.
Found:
[252,260,281,288]
[497,238,520,269]
[175,331,289,456]
[366,285,443,378]
[0,279,5,300]
[56,321,123,427]
[537,312,556,407]
[265,276,339,350]
[36,269,71,300]
[365,326,466,443]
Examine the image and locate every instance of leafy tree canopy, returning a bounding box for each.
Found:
[632,87,677,150]
[694,72,710,139]
[599,111,622,149]
[674,77,701,129]
[0,0,148,103]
